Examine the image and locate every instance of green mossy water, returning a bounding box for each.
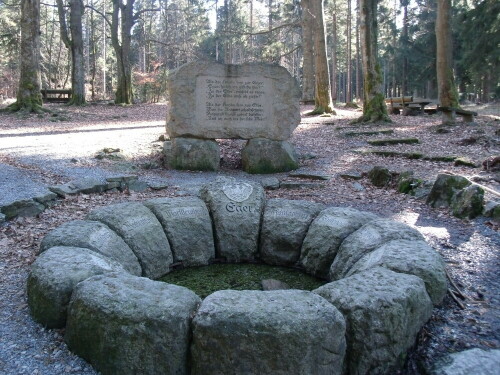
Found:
[159,263,326,298]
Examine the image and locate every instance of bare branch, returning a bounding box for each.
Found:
[133,8,160,21]
[146,39,190,53]
[40,2,61,8]
[223,22,300,36]
[85,4,112,28]
[276,46,301,59]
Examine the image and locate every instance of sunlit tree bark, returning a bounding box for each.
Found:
[7,0,44,113]
[436,0,459,121]
[301,0,315,103]
[310,0,334,114]
[355,0,390,123]
[57,0,86,105]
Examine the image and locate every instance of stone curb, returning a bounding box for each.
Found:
[0,175,166,223]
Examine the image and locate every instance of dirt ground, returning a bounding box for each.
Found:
[0,101,499,374]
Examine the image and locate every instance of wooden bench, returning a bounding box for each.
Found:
[41,89,72,103]
[385,96,413,114]
[438,106,478,123]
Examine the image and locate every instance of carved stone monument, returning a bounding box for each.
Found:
[165,61,301,173]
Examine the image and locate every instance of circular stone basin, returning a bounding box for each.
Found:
[27,178,448,375]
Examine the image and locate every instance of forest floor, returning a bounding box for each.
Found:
[0,101,499,374]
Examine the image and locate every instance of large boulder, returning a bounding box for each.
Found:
[144,197,215,266]
[87,202,173,279]
[65,273,201,375]
[201,178,265,262]
[241,138,299,174]
[329,219,424,280]
[39,220,142,276]
[314,267,433,375]
[166,61,301,141]
[347,239,447,305]
[169,137,220,171]
[429,348,500,375]
[27,246,126,328]
[299,207,378,279]
[426,173,471,208]
[190,290,346,375]
[259,199,323,266]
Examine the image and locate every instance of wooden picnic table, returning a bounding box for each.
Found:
[385,97,434,116]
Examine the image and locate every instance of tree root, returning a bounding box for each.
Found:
[448,288,465,309]
[3,101,51,114]
[307,106,337,116]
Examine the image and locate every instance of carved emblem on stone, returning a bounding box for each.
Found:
[223,182,253,202]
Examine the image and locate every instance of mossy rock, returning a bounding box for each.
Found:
[426,173,471,208]
[454,157,478,168]
[451,185,484,219]
[344,129,394,137]
[397,172,422,194]
[367,138,419,146]
[370,150,424,159]
[368,166,393,187]
[423,155,457,163]
[241,139,298,174]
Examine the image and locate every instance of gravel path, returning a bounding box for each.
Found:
[0,103,498,374]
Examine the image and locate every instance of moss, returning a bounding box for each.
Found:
[159,263,326,298]
[397,172,422,194]
[344,129,394,137]
[353,93,391,124]
[451,185,484,219]
[368,166,392,187]
[423,155,457,162]
[367,138,419,146]
[370,150,423,159]
[245,158,298,174]
[307,106,337,116]
[454,157,478,168]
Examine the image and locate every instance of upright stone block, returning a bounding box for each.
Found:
[201,178,265,262]
[329,219,424,280]
[241,138,299,174]
[299,207,378,279]
[27,246,126,328]
[314,267,433,375]
[259,199,323,266]
[40,220,142,276]
[170,137,220,171]
[191,290,346,375]
[87,202,173,279]
[166,61,301,141]
[144,197,215,266]
[65,273,201,375]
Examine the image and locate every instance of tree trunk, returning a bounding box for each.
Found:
[436,0,459,121]
[8,0,43,112]
[311,0,334,114]
[112,0,134,104]
[401,0,408,97]
[346,0,352,103]
[70,0,85,104]
[355,0,390,123]
[301,0,315,103]
[56,0,86,105]
[355,0,361,100]
[331,0,337,102]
